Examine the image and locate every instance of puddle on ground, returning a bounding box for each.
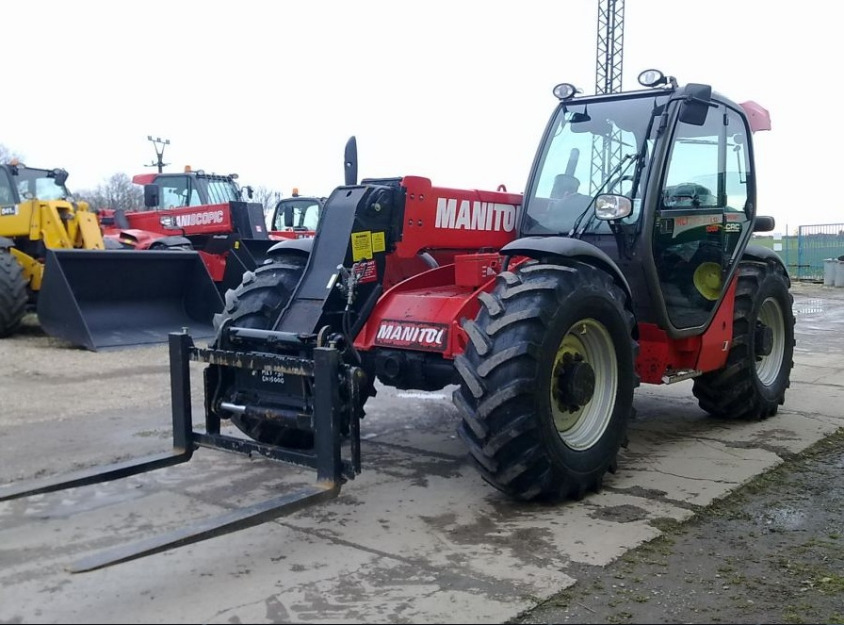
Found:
[794,298,824,315]
[757,506,807,531]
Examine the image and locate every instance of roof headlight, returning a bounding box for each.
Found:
[552,83,579,100]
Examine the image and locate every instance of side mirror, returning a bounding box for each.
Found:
[594,194,632,220]
[144,184,160,208]
[52,168,69,187]
[753,215,775,233]
[678,83,713,126]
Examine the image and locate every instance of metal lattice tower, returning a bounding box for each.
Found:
[591,0,625,194]
[595,0,624,95]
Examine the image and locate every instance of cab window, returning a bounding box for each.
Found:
[0,171,15,206]
[159,176,189,208]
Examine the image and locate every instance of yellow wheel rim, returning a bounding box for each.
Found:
[550,319,618,450]
[693,262,722,301]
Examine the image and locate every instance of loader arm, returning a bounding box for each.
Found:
[28,198,105,250]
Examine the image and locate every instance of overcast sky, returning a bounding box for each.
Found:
[3,0,836,233]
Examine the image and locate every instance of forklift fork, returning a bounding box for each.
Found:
[0,332,357,573]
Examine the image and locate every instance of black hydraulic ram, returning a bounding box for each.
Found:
[0,330,360,573]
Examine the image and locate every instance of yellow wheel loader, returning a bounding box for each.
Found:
[0,161,104,336]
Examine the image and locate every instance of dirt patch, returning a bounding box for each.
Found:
[512,429,844,625]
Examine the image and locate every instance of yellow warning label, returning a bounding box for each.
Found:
[351,231,373,261]
[371,231,386,253]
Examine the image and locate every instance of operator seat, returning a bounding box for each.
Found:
[551,174,580,199]
[664,183,717,208]
[539,173,593,233]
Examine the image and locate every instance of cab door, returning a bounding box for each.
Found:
[652,102,753,331]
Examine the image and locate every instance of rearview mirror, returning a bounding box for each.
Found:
[52,168,69,187]
[594,194,632,220]
[678,83,713,126]
[144,184,160,208]
[753,215,775,233]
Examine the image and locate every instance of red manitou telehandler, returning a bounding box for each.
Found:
[2,70,795,572]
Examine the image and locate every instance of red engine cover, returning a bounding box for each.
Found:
[353,177,524,359]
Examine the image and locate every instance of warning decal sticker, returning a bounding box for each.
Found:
[352,231,373,261]
[371,231,386,253]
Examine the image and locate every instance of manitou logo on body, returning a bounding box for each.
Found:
[375,320,449,352]
[175,210,225,228]
[435,198,518,232]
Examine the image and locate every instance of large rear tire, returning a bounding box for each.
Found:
[213,255,313,448]
[453,261,638,502]
[0,250,27,338]
[692,260,794,419]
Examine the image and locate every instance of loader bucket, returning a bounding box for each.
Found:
[37,249,224,351]
[237,237,277,266]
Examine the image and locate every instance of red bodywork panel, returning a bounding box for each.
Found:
[198,250,227,282]
[269,229,316,240]
[102,202,236,238]
[395,176,523,259]
[355,264,484,358]
[131,173,158,186]
[635,276,737,384]
[354,177,523,359]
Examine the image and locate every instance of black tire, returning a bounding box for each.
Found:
[453,261,638,502]
[692,260,795,420]
[149,242,193,251]
[213,255,306,332]
[213,255,313,448]
[0,250,27,338]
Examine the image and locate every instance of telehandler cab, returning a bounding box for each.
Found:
[267,189,326,239]
[1,70,795,572]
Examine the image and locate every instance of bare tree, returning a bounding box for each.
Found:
[250,185,282,227]
[251,185,281,213]
[0,144,23,163]
[76,173,143,212]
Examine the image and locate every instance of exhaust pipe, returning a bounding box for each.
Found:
[37,249,224,351]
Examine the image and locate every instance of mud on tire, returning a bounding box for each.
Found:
[0,250,27,338]
[453,260,638,502]
[692,260,795,420]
